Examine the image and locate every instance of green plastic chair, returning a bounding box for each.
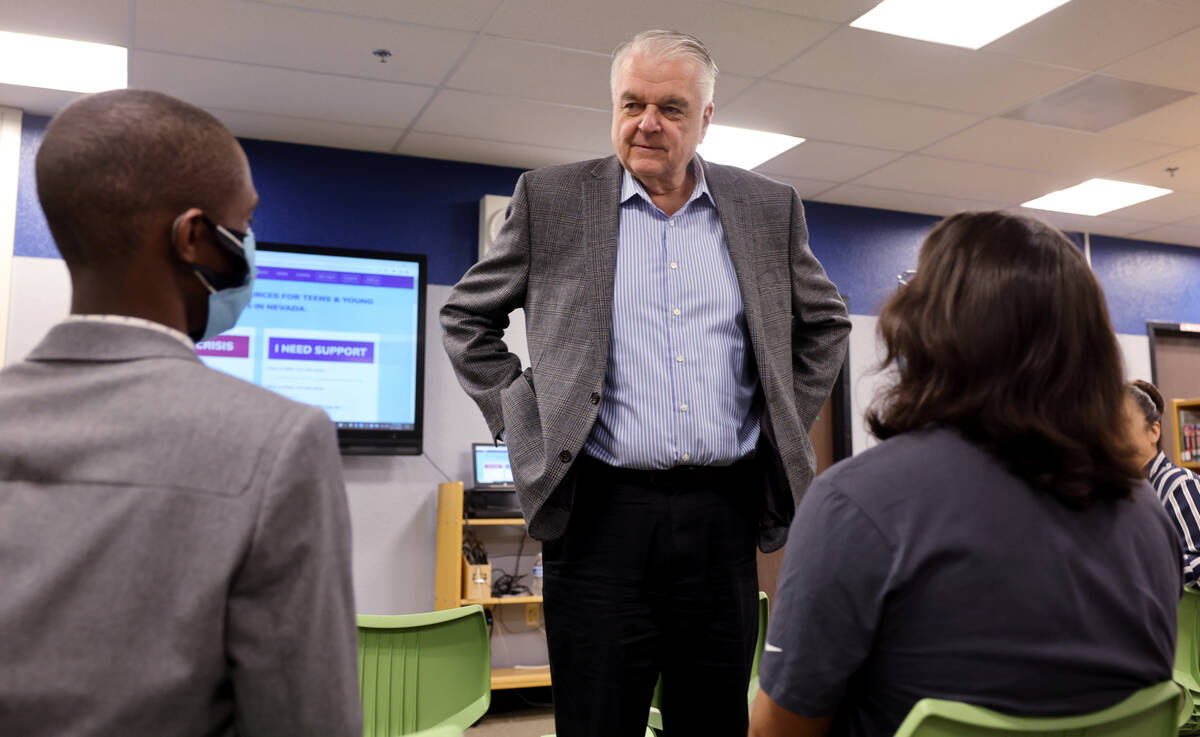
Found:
[409,728,462,737]
[1176,588,1200,733]
[646,591,769,735]
[358,605,490,736]
[891,681,1183,737]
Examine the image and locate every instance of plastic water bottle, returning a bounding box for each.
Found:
[531,552,544,597]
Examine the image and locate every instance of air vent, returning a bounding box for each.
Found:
[1002,75,1193,132]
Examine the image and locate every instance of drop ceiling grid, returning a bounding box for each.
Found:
[5,0,1199,243]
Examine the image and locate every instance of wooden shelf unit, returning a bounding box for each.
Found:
[1173,399,1200,472]
[435,481,551,690]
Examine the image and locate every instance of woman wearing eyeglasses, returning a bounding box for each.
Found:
[749,211,1180,737]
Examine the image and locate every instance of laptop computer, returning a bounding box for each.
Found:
[465,443,524,518]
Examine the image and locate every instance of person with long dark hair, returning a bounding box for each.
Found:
[1124,378,1200,587]
[749,211,1181,737]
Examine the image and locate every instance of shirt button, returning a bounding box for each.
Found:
[682,453,691,462]
[559,450,572,463]
[675,355,684,363]
[670,261,678,269]
[680,404,688,412]
[669,219,675,227]
[672,308,681,316]
[590,392,600,405]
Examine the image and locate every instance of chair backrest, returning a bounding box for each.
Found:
[892,681,1183,737]
[747,591,769,699]
[1178,589,1200,679]
[358,605,491,736]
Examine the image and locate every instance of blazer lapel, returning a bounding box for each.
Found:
[704,160,769,378]
[584,156,623,360]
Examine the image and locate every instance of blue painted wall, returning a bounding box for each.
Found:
[13,114,1199,332]
[1091,235,1200,335]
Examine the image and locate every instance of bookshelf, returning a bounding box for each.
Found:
[434,481,551,690]
[1172,398,1200,472]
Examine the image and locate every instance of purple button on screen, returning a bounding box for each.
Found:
[196,334,251,358]
[267,337,375,363]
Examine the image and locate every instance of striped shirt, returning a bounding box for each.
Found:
[1148,451,1200,587]
[582,160,761,470]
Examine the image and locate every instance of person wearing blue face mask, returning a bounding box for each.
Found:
[0,89,361,737]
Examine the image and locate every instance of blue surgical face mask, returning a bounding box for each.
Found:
[179,213,257,342]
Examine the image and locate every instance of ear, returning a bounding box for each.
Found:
[1151,421,1162,444]
[699,102,714,143]
[171,208,206,266]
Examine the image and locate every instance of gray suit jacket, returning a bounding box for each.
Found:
[442,156,850,551]
[0,322,361,737]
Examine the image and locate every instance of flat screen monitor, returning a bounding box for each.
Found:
[472,443,515,490]
[196,242,426,455]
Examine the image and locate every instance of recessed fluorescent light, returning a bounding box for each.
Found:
[850,0,1072,50]
[1022,178,1172,216]
[698,124,804,170]
[0,30,126,94]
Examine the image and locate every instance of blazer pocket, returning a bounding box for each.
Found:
[500,369,543,478]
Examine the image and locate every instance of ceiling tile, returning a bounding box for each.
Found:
[853,154,1076,204]
[135,0,473,87]
[757,140,904,181]
[1112,149,1200,194]
[717,0,881,23]
[760,174,840,199]
[0,0,129,45]
[772,27,1083,116]
[207,107,404,152]
[1105,94,1200,147]
[484,0,836,77]
[720,81,981,151]
[714,74,756,107]
[398,131,601,170]
[245,0,506,31]
[1103,26,1200,93]
[448,37,611,110]
[1015,207,1160,238]
[1101,190,1200,223]
[923,118,1179,177]
[815,183,1005,218]
[412,89,612,154]
[131,51,433,128]
[1127,221,1200,248]
[986,0,1200,71]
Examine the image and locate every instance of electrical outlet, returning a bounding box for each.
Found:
[525,602,540,627]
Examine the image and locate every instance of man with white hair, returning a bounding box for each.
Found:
[442,30,849,736]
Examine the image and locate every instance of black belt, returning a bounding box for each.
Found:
[578,453,758,489]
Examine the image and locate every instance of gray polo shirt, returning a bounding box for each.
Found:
[762,425,1180,737]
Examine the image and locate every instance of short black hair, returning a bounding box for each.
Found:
[36,89,244,268]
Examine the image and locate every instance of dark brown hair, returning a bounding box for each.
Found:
[36,89,243,268]
[867,211,1143,507]
[1128,379,1165,451]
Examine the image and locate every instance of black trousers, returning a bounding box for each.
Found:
[542,455,761,737]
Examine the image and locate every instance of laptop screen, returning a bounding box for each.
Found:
[472,443,515,490]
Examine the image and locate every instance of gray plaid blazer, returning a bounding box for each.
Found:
[442,155,850,552]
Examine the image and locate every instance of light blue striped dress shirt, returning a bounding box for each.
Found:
[583,160,762,470]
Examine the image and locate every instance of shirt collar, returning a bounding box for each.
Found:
[1147,450,1171,479]
[620,155,711,210]
[62,314,195,350]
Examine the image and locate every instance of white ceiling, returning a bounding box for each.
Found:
[2,0,1200,246]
